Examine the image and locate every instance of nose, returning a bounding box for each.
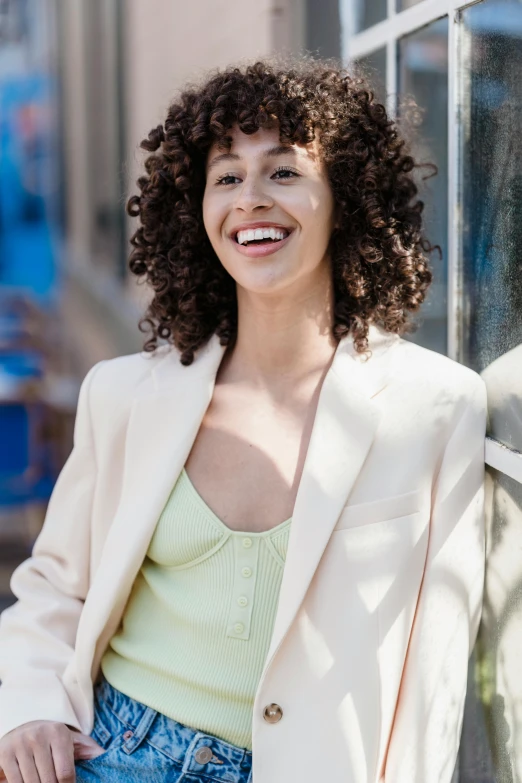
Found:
[233,175,274,212]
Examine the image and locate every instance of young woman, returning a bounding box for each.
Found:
[0,57,487,783]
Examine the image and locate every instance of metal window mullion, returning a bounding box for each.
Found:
[346,0,487,60]
[386,38,397,120]
[447,4,459,360]
[339,0,356,61]
[348,0,450,59]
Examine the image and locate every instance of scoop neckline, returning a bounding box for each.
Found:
[180,467,292,538]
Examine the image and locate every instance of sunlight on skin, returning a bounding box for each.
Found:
[202,124,337,306]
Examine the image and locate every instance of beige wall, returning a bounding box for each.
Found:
[123,0,305,308]
[125,0,305,161]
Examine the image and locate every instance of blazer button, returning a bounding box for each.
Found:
[263,703,283,723]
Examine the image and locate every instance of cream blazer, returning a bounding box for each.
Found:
[0,324,487,783]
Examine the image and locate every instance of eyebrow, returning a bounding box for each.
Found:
[206,144,297,173]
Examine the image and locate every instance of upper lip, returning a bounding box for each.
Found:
[229,221,294,240]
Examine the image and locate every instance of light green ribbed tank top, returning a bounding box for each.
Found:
[101,466,292,750]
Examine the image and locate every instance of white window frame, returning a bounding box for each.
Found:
[340,0,522,486]
[486,437,522,484]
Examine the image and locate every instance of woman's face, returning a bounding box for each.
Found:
[203,124,337,297]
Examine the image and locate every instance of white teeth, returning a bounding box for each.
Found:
[235,227,289,245]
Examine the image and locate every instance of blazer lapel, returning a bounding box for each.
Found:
[262,326,397,673]
[77,333,228,682]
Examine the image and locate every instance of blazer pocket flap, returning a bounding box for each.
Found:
[334,489,422,531]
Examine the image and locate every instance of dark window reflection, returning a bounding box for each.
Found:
[398,17,449,355]
[353,0,387,33]
[460,0,522,453]
[458,6,522,780]
[461,468,522,783]
[354,46,387,108]
[398,0,425,9]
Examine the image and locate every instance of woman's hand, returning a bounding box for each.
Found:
[0,721,106,783]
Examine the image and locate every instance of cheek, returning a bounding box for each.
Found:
[201,190,223,239]
[201,193,213,236]
[301,193,335,248]
[316,195,336,244]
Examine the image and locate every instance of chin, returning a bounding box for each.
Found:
[237,272,296,297]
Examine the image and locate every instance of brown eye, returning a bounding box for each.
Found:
[216,174,240,186]
[273,167,299,179]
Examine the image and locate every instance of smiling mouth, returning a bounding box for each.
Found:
[234,228,291,246]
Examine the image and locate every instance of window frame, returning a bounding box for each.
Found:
[341,0,521,483]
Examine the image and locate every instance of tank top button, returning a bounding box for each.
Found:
[237,595,248,607]
[242,537,252,548]
[242,566,252,577]
[234,622,244,634]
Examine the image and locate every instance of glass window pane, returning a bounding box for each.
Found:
[306,0,341,58]
[352,0,387,33]
[399,0,426,9]
[354,46,387,107]
[461,469,522,783]
[398,17,449,354]
[457,4,522,782]
[459,0,522,453]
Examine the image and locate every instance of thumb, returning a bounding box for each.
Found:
[71,730,106,760]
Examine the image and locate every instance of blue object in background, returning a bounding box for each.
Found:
[0,347,55,508]
[0,58,62,506]
[0,74,60,304]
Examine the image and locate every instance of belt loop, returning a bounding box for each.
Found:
[122,706,158,755]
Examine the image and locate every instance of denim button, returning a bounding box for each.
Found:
[123,730,134,741]
[195,746,213,764]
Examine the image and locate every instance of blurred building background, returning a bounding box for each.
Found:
[1,0,522,781]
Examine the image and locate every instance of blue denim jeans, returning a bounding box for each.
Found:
[75,675,253,782]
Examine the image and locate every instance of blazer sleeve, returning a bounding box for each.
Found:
[0,360,106,740]
[382,375,487,783]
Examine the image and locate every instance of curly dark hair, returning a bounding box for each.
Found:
[127,55,439,365]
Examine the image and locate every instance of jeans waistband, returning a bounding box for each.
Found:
[94,675,253,782]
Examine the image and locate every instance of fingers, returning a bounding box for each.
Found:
[0,756,23,783]
[50,731,76,783]
[33,744,59,783]
[11,751,40,783]
[0,723,78,783]
[70,732,104,761]
[1,744,75,783]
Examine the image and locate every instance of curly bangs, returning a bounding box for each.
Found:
[127,55,438,365]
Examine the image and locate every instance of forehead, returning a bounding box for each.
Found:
[206,124,321,168]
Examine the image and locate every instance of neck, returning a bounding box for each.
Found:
[219,268,340,391]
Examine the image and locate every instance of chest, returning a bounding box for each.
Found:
[184,382,320,533]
